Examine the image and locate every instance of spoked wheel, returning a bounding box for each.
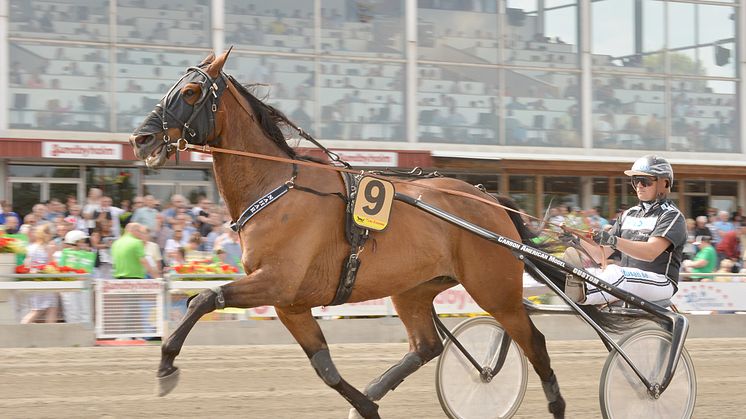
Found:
[436,317,527,419]
[599,327,697,419]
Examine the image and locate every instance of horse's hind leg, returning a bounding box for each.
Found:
[276,308,380,419]
[362,284,445,402]
[462,261,565,418]
[485,301,565,418]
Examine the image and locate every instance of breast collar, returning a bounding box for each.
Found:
[229,165,298,233]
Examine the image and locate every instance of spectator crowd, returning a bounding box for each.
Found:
[1,191,744,323]
[0,189,243,323]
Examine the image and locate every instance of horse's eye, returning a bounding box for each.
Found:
[183,89,195,98]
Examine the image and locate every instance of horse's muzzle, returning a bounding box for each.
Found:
[129,133,156,160]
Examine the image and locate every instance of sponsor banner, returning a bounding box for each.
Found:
[101,279,163,294]
[332,150,398,167]
[672,282,746,311]
[240,285,484,318]
[43,141,122,160]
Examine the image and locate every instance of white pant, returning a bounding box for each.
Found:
[582,265,675,306]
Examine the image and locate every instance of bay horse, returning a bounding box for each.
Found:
[129,50,567,418]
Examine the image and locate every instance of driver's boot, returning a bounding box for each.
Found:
[562,248,587,304]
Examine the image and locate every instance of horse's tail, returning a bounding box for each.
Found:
[496,195,648,334]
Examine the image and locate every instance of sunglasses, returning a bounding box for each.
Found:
[631,176,657,188]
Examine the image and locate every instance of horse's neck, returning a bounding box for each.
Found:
[212,119,292,221]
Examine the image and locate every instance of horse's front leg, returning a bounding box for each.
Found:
[157,271,279,396]
[277,309,380,419]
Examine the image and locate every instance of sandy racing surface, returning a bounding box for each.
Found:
[1,338,744,418]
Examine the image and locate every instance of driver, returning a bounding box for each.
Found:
[564,155,687,305]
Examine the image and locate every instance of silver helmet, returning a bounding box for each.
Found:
[624,155,674,188]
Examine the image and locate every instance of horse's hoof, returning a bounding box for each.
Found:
[156,367,180,397]
[347,408,364,419]
[348,402,379,419]
[548,396,566,419]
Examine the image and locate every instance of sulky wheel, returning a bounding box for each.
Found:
[599,327,697,419]
[436,317,527,419]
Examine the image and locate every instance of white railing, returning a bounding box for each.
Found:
[0,274,93,324]
[0,271,744,339]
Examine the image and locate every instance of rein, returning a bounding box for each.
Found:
[179,139,597,245]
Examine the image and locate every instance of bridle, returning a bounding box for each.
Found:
[134,65,228,153]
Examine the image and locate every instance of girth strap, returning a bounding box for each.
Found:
[328,172,370,306]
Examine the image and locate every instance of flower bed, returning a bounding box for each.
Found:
[0,234,24,254]
[170,260,239,281]
[14,262,88,281]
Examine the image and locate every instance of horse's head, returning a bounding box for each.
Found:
[129,50,232,168]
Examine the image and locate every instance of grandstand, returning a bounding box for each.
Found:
[1,0,744,219]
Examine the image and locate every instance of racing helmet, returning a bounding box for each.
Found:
[624,155,674,189]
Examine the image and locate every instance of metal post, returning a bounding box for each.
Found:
[405,0,417,143]
[579,0,592,149]
[212,0,225,53]
[0,0,9,132]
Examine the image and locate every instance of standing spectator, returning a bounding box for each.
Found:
[31,203,49,224]
[131,195,159,235]
[110,223,158,279]
[0,200,20,225]
[121,196,144,227]
[65,204,87,232]
[162,194,189,228]
[137,225,163,278]
[683,218,697,260]
[2,214,21,234]
[59,230,95,323]
[21,224,59,324]
[711,210,736,244]
[682,236,718,280]
[716,225,743,266]
[163,227,184,267]
[693,215,713,239]
[93,196,125,238]
[587,206,609,229]
[214,227,242,268]
[90,218,115,279]
[45,198,66,221]
[82,187,103,233]
[194,199,220,237]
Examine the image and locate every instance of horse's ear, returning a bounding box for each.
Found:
[206,47,232,78]
[199,52,216,66]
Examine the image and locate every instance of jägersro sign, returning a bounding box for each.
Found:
[42,142,122,160]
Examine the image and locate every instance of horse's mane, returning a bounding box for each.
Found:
[227,75,300,159]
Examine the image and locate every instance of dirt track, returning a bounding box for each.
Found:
[0,338,743,418]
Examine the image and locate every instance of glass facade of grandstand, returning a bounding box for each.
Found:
[3,0,742,154]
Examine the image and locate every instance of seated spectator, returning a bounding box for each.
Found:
[644,113,664,140]
[290,100,312,129]
[682,236,717,280]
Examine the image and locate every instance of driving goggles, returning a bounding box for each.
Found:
[631,176,657,188]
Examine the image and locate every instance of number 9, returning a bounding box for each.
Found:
[363,180,385,215]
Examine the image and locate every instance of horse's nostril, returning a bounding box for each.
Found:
[133,134,153,145]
